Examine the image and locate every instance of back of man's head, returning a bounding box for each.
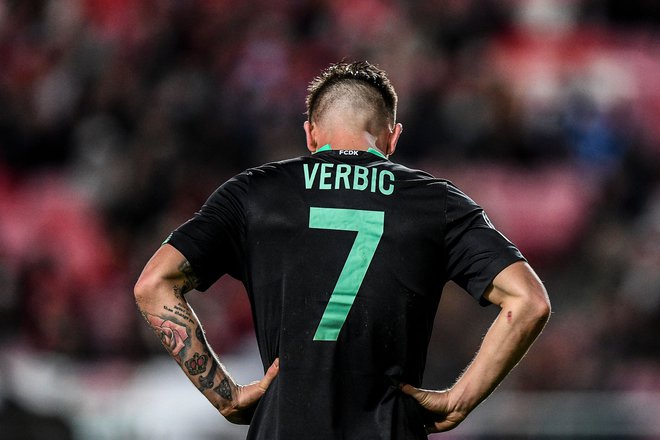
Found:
[305,61,398,133]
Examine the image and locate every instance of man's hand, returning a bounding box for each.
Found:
[400,262,550,435]
[221,358,280,424]
[400,384,466,433]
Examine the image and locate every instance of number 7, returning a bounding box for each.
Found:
[309,207,384,341]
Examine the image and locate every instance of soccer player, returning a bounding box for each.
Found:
[134,61,551,439]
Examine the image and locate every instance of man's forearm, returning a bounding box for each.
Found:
[448,296,550,414]
[135,283,237,414]
[135,245,279,424]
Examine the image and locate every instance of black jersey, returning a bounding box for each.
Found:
[166,147,525,440]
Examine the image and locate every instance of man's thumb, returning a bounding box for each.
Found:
[262,357,280,387]
[399,383,423,400]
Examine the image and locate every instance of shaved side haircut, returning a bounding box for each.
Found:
[305,61,398,130]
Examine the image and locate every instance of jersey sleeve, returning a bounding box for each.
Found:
[444,182,525,305]
[165,172,250,291]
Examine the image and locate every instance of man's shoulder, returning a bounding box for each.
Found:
[244,155,309,176]
[387,161,436,179]
[384,162,457,194]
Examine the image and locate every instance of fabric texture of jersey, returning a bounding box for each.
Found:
[166,149,525,440]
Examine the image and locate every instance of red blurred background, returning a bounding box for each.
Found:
[0,1,658,438]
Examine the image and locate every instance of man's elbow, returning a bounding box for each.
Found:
[527,285,551,326]
[134,270,163,309]
[133,277,149,308]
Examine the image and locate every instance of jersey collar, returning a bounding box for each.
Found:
[313,144,387,159]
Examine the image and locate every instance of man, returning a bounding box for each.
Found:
[134,61,551,439]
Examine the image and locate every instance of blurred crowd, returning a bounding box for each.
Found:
[0,0,659,425]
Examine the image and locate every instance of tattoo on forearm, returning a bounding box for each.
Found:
[163,303,195,324]
[199,359,219,390]
[174,303,193,320]
[184,352,210,375]
[173,284,185,299]
[214,378,233,401]
[177,259,200,294]
[143,313,190,360]
[191,327,232,402]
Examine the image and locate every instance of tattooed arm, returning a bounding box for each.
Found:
[134,244,279,424]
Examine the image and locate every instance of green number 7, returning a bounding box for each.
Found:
[309,207,384,341]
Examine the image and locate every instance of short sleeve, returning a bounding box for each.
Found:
[444,182,525,305]
[165,172,250,291]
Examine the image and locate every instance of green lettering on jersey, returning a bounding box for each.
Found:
[309,207,384,341]
[353,166,369,191]
[319,163,333,190]
[303,163,320,189]
[379,170,395,195]
[335,164,351,190]
[302,162,395,195]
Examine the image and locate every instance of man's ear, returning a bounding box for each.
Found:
[386,122,403,156]
[304,120,317,153]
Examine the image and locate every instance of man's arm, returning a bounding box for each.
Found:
[401,261,551,433]
[134,244,278,424]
